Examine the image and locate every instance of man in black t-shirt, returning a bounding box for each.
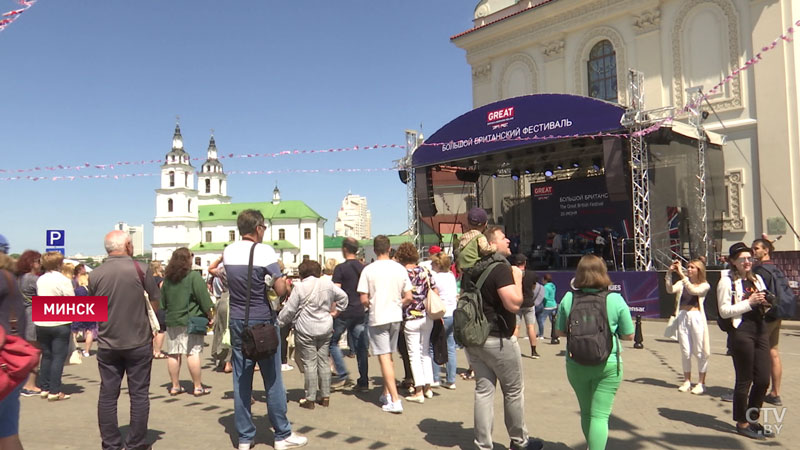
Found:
[330,237,369,390]
[467,227,542,450]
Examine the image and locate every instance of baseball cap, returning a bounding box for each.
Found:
[467,207,488,225]
[429,245,442,255]
[0,234,8,254]
[728,242,751,260]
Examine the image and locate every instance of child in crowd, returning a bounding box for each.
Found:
[455,207,496,272]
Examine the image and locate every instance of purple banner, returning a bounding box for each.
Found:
[412,94,626,167]
[542,271,661,318]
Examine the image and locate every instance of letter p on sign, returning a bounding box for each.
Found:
[46,230,65,246]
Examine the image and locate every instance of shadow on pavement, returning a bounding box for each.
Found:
[59,382,86,396]
[657,407,730,433]
[218,412,274,448]
[117,425,165,448]
[626,377,679,390]
[417,418,473,449]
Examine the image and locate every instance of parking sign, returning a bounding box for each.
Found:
[46,230,65,247]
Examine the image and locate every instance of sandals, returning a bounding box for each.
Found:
[153,352,168,359]
[168,386,186,396]
[193,386,212,397]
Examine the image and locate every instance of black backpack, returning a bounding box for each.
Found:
[567,290,613,365]
[757,264,797,320]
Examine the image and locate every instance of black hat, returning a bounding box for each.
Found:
[728,242,751,261]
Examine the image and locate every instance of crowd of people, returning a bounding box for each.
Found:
[0,210,794,449]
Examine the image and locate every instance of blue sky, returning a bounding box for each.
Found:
[0,1,474,255]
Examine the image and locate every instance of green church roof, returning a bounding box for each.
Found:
[198,201,324,223]
[191,239,297,252]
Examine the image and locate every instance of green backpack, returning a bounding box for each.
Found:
[453,262,501,347]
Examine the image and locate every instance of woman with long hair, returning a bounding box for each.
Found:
[35,251,75,401]
[15,250,42,396]
[429,252,458,389]
[717,242,774,440]
[159,248,214,397]
[555,254,634,450]
[666,259,711,394]
[149,260,168,359]
[395,242,438,403]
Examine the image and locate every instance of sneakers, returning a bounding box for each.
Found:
[274,433,309,449]
[690,383,705,395]
[424,389,433,399]
[39,391,50,399]
[353,383,370,392]
[379,393,390,405]
[531,350,541,359]
[721,392,734,402]
[737,424,766,441]
[441,382,456,390]
[764,394,782,406]
[281,364,294,372]
[382,399,403,414]
[751,422,776,438]
[677,380,692,392]
[511,438,544,450]
[330,377,348,389]
[429,381,441,388]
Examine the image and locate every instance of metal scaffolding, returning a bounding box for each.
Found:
[401,130,422,250]
[622,70,653,271]
[686,87,709,261]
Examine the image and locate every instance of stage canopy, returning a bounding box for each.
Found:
[412,94,627,168]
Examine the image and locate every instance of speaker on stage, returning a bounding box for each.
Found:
[415,166,438,217]
[603,137,627,202]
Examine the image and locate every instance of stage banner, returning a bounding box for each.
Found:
[412,94,626,167]
[530,176,632,247]
[542,271,661,318]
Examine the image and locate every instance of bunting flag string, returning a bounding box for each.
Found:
[0,167,398,182]
[0,0,35,32]
[0,143,406,174]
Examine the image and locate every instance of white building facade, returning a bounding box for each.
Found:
[453,0,800,250]
[152,125,326,273]
[115,222,145,256]
[334,193,372,239]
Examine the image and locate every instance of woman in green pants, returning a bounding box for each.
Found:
[555,255,634,449]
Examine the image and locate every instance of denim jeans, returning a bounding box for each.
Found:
[36,324,71,394]
[229,318,292,445]
[330,315,369,386]
[534,304,545,338]
[430,316,457,384]
[97,343,153,450]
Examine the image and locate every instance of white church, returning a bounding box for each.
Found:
[152,124,326,273]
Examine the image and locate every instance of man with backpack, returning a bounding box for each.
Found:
[457,226,542,450]
[752,238,797,407]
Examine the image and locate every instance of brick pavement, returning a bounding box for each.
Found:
[18,322,798,449]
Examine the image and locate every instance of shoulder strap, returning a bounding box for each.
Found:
[244,242,257,326]
[133,260,145,285]
[475,262,501,291]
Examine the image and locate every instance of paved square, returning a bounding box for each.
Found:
[18,322,798,449]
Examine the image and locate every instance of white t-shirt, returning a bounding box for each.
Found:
[432,271,458,317]
[35,270,74,326]
[357,259,412,326]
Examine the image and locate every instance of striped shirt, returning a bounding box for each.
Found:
[223,240,283,321]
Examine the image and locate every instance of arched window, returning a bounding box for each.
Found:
[205,179,211,193]
[205,231,212,242]
[219,180,223,192]
[188,199,192,212]
[169,171,175,187]
[167,198,173,212]
[184,172,189,187]
[278,229,285,240]
[587,40,617,102]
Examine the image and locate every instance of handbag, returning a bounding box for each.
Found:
[431,319,448,365]
[423,269,446,320]
[0,326,41,401]
[134,262,160,336]
[663,315,678,339]
[241,242,280,361]
[188,316,209,335]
